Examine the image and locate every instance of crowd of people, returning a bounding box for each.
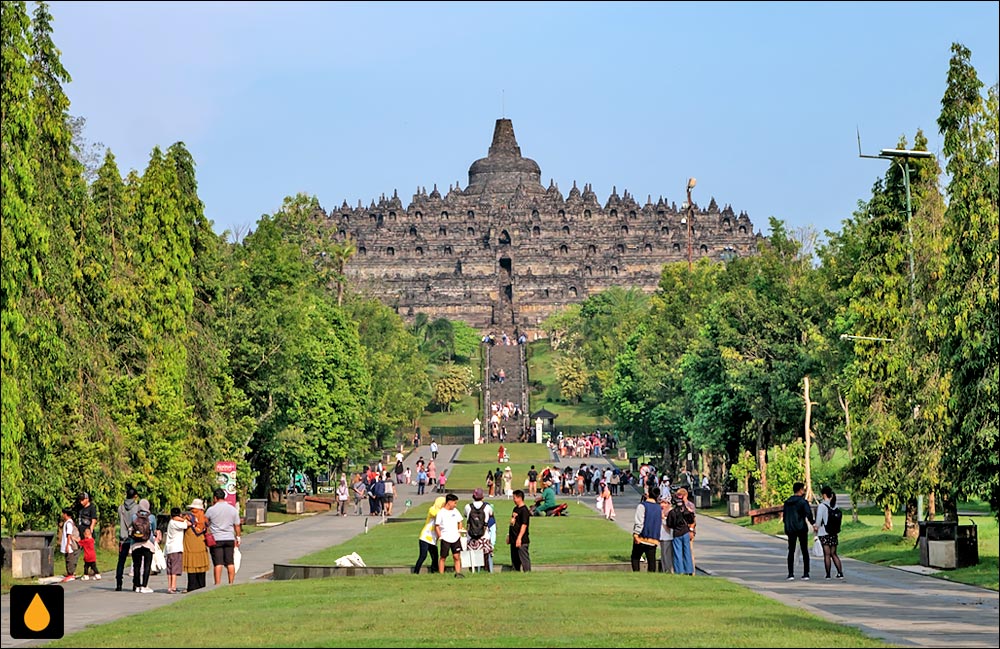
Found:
[55,485,242,594]
[550,431,616,458]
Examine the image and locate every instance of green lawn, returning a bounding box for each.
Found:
[737,506,999,591]
[457,442,552,463]
[47,572,890,648]
[444,462,537,490]
[294,500,624,567]
[417,393,481,430]
[525,340,612,428]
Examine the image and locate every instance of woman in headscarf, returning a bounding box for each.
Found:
[335,475,350,517]
[182,498,211,592]
[129,499,159,593]
[413,496,446,574]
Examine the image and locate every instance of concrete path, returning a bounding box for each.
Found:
[4,444,997,648]
[594,475,999,648]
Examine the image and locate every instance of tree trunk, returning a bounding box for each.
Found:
[940,490,958,522]
[928,491,936,521]
[757,447,768,501]
[904,497,920,539]
[850,490,860,524]
[100,522,117,552]
[838,389,852,460]
[803,376,813,501]
[882,505,893,531]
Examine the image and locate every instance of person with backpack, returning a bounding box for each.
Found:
[128,498,159,593]
[464,488,495,572]
[814,485,845,579]
[782,481,815,581]
[115,486,140,591]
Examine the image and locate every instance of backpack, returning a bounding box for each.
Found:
[824,504,843,535]
[467,504,487,540]
[130,511,151,543]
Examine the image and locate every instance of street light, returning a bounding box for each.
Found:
[685,177,697,271]
[858,136,935,310]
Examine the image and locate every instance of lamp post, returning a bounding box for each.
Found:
[858,145,934,309]
[683,177,697,272]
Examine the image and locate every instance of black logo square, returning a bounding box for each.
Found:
[9,585,64,639]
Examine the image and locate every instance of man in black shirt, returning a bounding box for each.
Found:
[782,481,815,580]
[527,466,538,497]
[75,492,97,537]
[507,490,531,572]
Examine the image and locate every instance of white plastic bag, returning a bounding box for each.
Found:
[152,544,167,573]
[810,536,824,558]
[233,546,242,574]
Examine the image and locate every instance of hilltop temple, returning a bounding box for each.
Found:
[322,119,759,336]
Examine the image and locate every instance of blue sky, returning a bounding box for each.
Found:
[50,1,998,243]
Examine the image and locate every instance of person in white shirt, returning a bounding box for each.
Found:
[164,507,189,593]
[430,439,439,460]
[434,494,465,577]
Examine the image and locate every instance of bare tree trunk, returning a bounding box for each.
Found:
[100,522,117,552]
[928,491,936,521]
[757,447,768,501]
[904,497,920,539]
[804,376,813,501]
[837,388,859,522]
[882,505,893,531]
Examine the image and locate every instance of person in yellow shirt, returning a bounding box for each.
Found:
[413,496,446,574]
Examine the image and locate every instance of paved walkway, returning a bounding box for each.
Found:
[3,444,998,647]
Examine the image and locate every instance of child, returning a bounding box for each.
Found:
[164,507,189,594]
[79,527,101,580]
[59,507,81,582]
[437,470,448,494]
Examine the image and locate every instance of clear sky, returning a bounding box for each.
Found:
[50,1,999,243]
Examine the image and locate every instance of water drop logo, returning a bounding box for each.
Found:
[10,585,64,639]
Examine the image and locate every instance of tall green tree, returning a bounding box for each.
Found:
[0,0,39,530]
[936,43,999,519]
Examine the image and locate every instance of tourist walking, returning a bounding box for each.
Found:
[601,481,616,521]
[182,498,211,592]
[413,496,445,574]
[205,488,242,585]
[527,465,538,497]
[783,481,815,581]
[507,490,531,572]
[430,439,439,460]
[814,485,845,579]
[502,466,514,498]
[383,472,396,516]
[631,487,660,572]
[435,494,465,577]
[114,486,140,591]
[336,476,349,516]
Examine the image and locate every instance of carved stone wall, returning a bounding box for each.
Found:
[319,119,759,336]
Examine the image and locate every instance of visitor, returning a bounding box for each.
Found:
[783,481,814,581]
[336,476,350,516]
[507,490,531,571]
[666,491,695,575]
[164,506,189,594]
[205,488,241,585]
[430,439,439,460]
[815,485,844,579]
[182,497,210,592]
[114,486,140,592]
[464,488,495,573]
[631,487,660,572]
[79,527,101,581]
[129,499,159,593]
[59,507,81,583]
[435,494,465,577]
[413,496,445,574]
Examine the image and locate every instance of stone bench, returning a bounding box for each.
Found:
[12,549,42,578]
[748,505,783,525]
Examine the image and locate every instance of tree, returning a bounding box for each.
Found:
[1,0,39,530]
[936,43,999,519]
[554,353,589,404]
[432,363,473,411]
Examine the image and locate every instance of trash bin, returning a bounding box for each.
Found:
[14,531,56,577]
[245,499,268,525]
[727,492,750,518]
[286,493,306,515]
[694,488,712,509]
[918,520,978,569]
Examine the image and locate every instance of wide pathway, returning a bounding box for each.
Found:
[597,470,998,648]
[0,443,461,647]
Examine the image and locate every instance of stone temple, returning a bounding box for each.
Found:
[324,119,759,336]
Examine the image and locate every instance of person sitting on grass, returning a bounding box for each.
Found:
[531,479,558,516]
